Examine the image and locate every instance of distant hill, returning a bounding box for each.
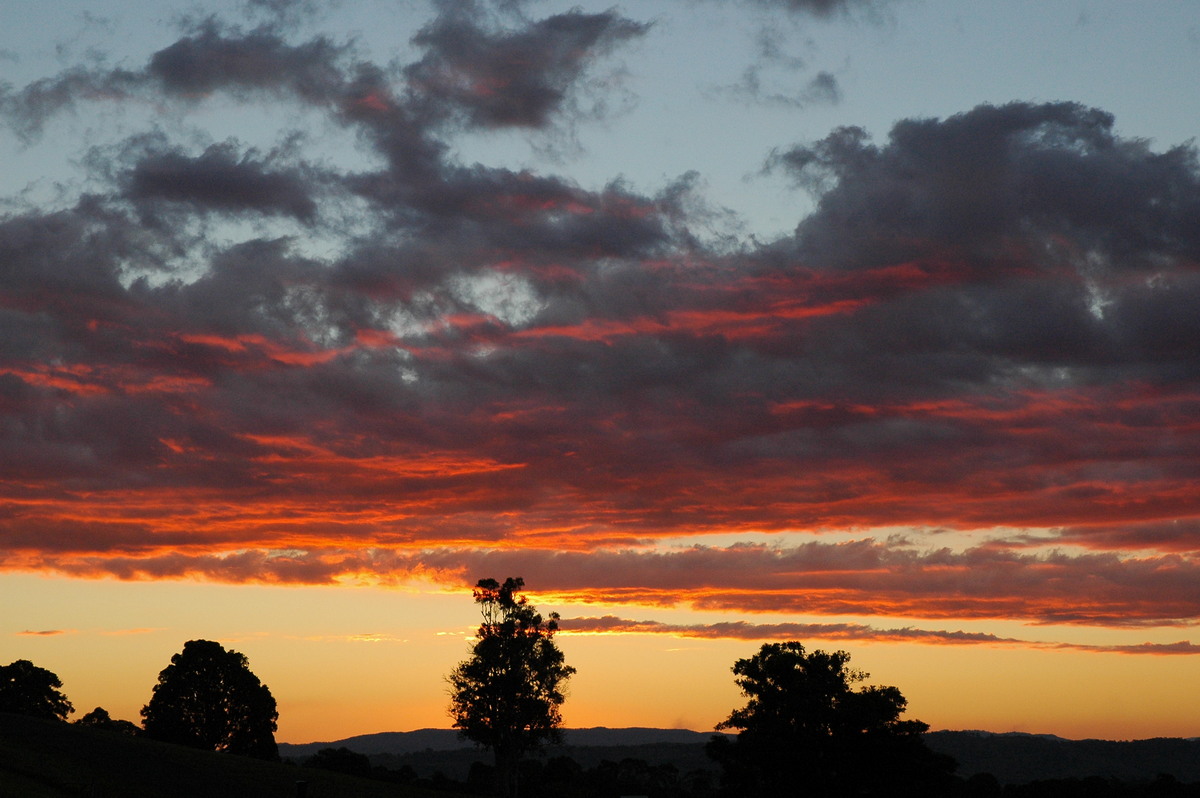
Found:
[280,728,467,758]
[925,730,1200,784]
[281,727,1200,786]
[278,726,719,759]
[0,712,464,798]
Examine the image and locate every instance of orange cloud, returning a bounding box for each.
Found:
[9,541,1199,629]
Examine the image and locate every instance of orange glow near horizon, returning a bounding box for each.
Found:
[4,575,1198,744]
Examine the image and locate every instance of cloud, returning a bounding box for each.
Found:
[559,615,1019,644]
[147,19,350,103]
[405,7,650,129]
[121,140,319,222]
[1055,520,1200,553]
[15,629,74,636]
[716,66,842,108]
[775,102,1200,275]
[11,540,1200,627]
[0,67,143,143]
[709,23,844,109]
[754,0,885,14]
[1,1,1200,646]
[0,19,352,143]
[703,0,890,18]
[558,616,1200,655]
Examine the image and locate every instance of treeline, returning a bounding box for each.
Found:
[302,747,716,796]
[0,639,279,760]
[927,732,1200,784]
[298,745,1200,798]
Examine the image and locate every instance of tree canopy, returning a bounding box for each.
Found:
[76,706,141,735]
[0,659,73,721]
[141,639,279,760]
[448,577,576,798]
[707,641,955,797]
[302,746,373,777]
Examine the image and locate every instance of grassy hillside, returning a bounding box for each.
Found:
[0,712,465,798]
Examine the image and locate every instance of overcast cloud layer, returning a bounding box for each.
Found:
[2,0,1200,647]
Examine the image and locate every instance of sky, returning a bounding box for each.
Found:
[2,0,1200,745]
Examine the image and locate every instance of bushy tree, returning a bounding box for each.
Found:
[707,641,955,797]
[0,659,73,721]
[448,577,576,798]
[141,639,278,759]
[76,706,140,735]
[303,746,373,777]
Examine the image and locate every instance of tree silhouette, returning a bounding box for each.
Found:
[448,577,576,798]
[141,639,279,759]
[707,641,955,797]
[76,706,140,735]
[303,746,373,777]
[0,659,73,721]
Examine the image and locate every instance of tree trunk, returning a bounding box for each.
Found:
[494,742,520,798]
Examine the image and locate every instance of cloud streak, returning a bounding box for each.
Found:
[558,616,1200,655]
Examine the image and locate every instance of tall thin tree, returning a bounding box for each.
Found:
[448,577,576,798]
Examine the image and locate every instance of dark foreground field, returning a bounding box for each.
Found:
[0,712,465,798]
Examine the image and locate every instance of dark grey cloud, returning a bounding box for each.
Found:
[147,19,349,102]
[123,141,318,222]
[777,102,1200,269]
[750,0,884,15]
[0,20,350,145]
[404,8,650,129]
[700,0,889,17]
[754,102,1200,403]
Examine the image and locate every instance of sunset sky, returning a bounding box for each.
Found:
[3,0,1200,745]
